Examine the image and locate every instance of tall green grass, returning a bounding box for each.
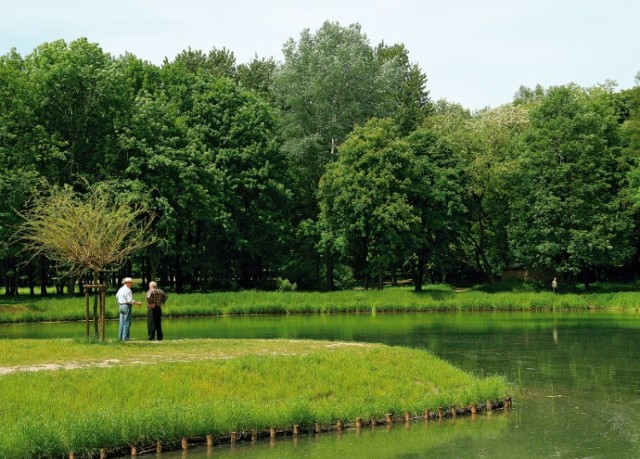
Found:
[0,339,508,458]
[2,285,639,324]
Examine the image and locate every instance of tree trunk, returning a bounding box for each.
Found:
[326,250,334,291]
[414,247,426,292]
[478,247,495,284]
[28,260,35,296]
[67,276,75,296]
[4,258,17,296]
[583,266,591,291]
[390,265,398,287]
[174,253,183,293]
[141,255,147,288]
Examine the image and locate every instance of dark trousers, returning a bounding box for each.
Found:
[147,306,163,341]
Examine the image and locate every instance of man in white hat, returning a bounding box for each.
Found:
[115,277,141,341]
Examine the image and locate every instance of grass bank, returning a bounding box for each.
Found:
[0,339,508,458]
[1,284,640,324]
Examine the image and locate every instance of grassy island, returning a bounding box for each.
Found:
[0,338,508,458]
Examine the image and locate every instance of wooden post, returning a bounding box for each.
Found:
[84,288,90,337]
[315,422,321,433]
[93,286,99,337]
[182,437,188,449]
[336,420,344,431]
[404,411,411,422]
[423,409,431,420]
[100,284,106,341]
[355,417,363,429]
[131,445,137,456]
[206,434,214,446]
[99,448,107,459]
[293,425,300,436]
[371,416,377,427]
[251,429,257,442]
[385,413,393,424]
[269,427,276,439]
[451,407,457,418]
[69,452,75,459]
[486,400,493,412]
[156,441,163,453]
[230,432,237,443]
[437,407,443,420]
[470,403,477,414]
[505,396,512,409]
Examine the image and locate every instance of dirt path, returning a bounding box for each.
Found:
[0,341,369,376]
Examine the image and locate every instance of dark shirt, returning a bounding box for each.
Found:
[146,288,167,308]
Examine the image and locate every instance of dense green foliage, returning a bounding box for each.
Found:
[0,339,508,458]
[1,21,639,294]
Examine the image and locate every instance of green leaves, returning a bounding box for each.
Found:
[319,118,420,286]
[509,85,634,276]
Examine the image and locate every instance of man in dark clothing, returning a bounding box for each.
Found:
[146,281,168,341]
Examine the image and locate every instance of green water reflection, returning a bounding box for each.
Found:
[2,311,640,458]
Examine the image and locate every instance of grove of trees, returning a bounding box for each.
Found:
[1,21,639,294]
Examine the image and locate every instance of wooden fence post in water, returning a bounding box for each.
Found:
[355,417,363,429]
[470,403,477,414]
[315,422,321,433]
[336,420,344,431]
[182,437,188,449]
[269,427,276,439]
[69,452,75,459]
[99,448,107,459]
[293,425,300,436]
[451,407,457,418]
[385,413,393,424]
[251,429,257,442]
[131,445,137,456]
[486,400,493,412]
[423,409,431,420]
[230,432,238,443]
[437,407,443,420]
[206,434,214,447]
[404,411,411,422]
[505,396,512,409]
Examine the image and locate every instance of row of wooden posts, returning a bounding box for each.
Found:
[68,398,511,458]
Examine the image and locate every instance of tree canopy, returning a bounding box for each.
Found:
[1,26,639,294]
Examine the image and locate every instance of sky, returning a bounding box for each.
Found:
[2,0,639,111]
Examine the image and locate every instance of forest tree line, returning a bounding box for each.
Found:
[1,21,640,294]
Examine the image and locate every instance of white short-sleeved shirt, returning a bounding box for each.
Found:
[116,285,133,305]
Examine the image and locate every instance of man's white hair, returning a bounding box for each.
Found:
[149,281,157,289]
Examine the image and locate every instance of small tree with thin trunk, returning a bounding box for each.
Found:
[17,181,155,340]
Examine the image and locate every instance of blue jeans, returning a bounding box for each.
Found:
[118,304,132,340]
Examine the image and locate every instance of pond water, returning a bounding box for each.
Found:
[2,311,640,458]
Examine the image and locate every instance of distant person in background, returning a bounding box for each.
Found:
[116,277,141,341]
[551,277,558,294]
[146,281,168,341]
